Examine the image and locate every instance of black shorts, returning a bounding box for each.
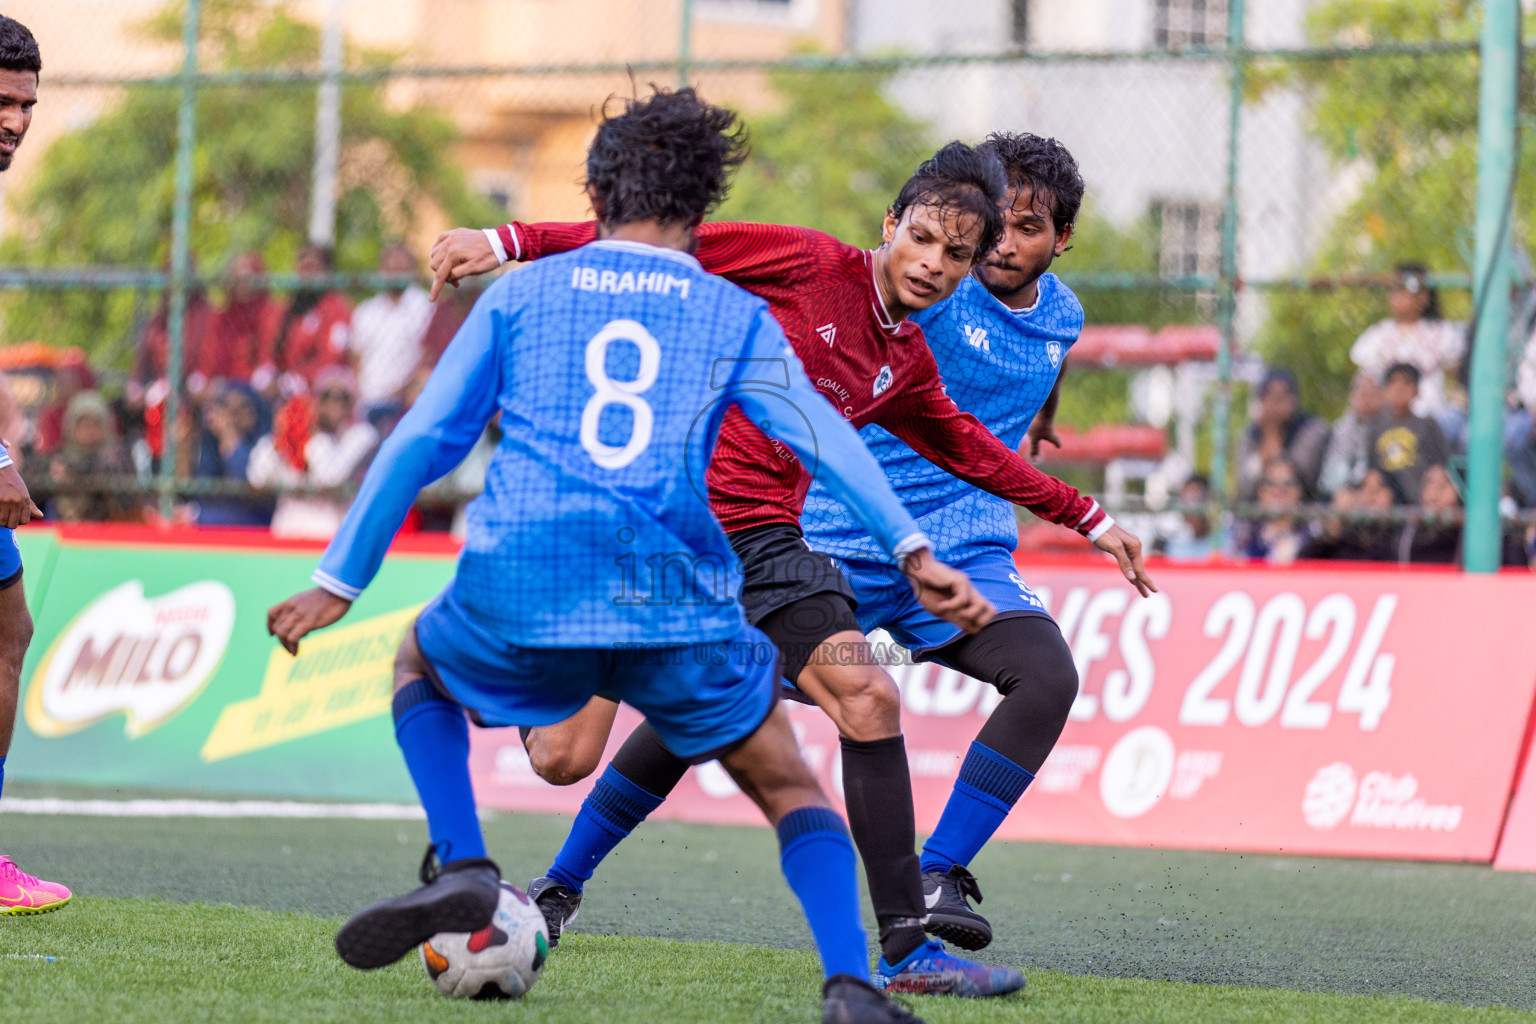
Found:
[728,523,861,685]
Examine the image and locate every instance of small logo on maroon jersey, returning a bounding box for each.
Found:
[872,365,894,397]
[817,322,837,346]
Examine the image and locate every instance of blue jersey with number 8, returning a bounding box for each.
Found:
[313,239,927,647]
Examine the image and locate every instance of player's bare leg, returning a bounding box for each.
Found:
[521,697,618,786]
[0,579,30,765]
[0,576,65,916]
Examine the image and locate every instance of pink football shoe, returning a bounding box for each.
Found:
[0,855,72,915]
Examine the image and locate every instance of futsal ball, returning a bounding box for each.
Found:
[420,881,550,1000]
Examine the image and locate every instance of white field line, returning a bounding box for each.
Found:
[0,797,425,820]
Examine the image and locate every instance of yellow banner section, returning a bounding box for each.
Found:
[200,606,421,762]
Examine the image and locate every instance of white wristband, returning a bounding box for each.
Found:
[483,227,510,265]
[1085,515,1114,543]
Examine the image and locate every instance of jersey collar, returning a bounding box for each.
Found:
[588,238,704,272]
[864,250,903,335]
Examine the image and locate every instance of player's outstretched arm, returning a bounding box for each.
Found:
[429,222,597,301]
[0,458,43,529]
[269,284,506,654]
[889,368,1157,597]
[730,311,994,634]
[429,219,816,301]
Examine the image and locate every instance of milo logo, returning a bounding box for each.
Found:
[25,580,235,738]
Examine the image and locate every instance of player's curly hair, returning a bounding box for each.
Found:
[888,142,1007,260]
[979,132,1084,234]
[0,16,40,78]
[586,86,749,227]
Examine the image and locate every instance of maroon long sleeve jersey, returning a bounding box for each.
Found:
[498,220,1108,539]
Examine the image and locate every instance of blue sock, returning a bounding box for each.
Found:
[920,742,1034,875]
[778,806,870,982]
[546,764,666,893]
[393,680,486,864]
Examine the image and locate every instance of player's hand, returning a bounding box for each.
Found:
[1093,523,1157,598]
[901,546,995,634]
[267,587,352,656]
[0,462,43,530]
[429,228,500,302]
[1027,417,1061,459]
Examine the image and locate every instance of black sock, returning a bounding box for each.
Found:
[609,719,691,796]
[839,734,926,963]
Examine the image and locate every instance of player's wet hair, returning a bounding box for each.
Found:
[586,86,749,227]
[979,132,1084,234]
[0,17,40,79]
[888,142,1007,260]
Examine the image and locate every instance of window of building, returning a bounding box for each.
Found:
[1010,0,1029,49]
[1151,0,1229,50]
[1152,200,1223,280]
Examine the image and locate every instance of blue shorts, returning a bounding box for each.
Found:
[835,547,1051,659]
[413,586,779,763]
[0,528,21,590]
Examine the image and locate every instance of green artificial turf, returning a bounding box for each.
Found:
[0,897,1531,1024]
[4,782,1536,1017]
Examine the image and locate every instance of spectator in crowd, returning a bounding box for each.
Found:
[247,366,377,539]
[348,242,433,426]
[1236,368,1329,501]
[1299,468,1399,562]
[1371,362,1450,504]
[130,269,216,404]
[1158,473,1216,561]
[1233,457,1313,565]
[1317,369,1383,497]
[210,251,286,385]
[0,371,30,469]
[1349,263,1465,431]
[33,350,95,456]
[1506,327,1536,508]
[263,244,351,393]
[1385,464,1526,566]
[193,382,273,527]
[41,390,133,522]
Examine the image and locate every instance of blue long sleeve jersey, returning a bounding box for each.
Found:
[802,273,1084,564]
[312,239,930,647]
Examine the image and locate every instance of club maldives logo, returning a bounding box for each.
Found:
[25,580,235,739]
[1301,762,1463,832]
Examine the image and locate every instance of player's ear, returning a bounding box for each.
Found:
[881,208,899,245]
[1054,222,1074,256]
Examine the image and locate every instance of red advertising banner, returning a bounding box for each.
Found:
[466,562,1536,862]
[1494,726,1536,871]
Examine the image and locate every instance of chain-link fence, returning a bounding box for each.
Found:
[0,0,1528,568]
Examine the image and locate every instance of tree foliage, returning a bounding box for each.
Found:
[717,65,934,246]
[1251,0,1533,416]
[2,0,501,362]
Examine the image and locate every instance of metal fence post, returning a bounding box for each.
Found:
[160,0,201,516]
[308,0,344,248]
[678,0,695,88]
[1209,0,1246,525]
[1464,0,1520,573]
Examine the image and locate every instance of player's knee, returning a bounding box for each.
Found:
[0,609,32,671]
[1000,644,1078,730]
[526,733,601,787]
[391,627,427,693]
[828,666,901,739]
